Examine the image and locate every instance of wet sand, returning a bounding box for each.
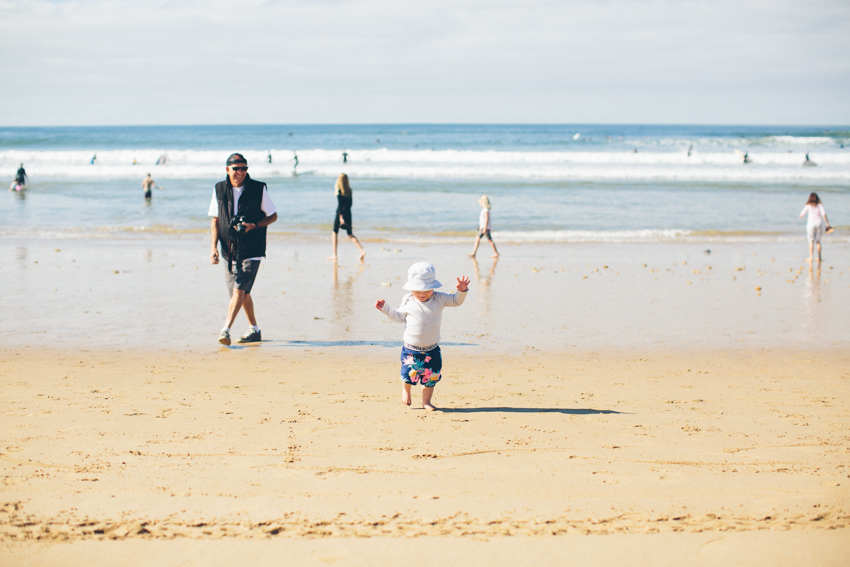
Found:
[2,235,849,351]
[1,347,848,565]
[1,235,849,564]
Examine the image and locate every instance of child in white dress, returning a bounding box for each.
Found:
[799,192,832,262]
[375,262,470,411]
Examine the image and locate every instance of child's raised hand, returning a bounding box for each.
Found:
[456,276,470,292]
[375,299,386,311]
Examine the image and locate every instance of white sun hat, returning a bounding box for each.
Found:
[403,262,443,291]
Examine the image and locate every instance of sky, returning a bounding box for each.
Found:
[1,0,849,126]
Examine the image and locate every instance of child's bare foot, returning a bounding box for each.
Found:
[421,386,436,410]
[806,257,813,263]
[401,387,412,406]
[326,255,338,260]
[359,251,366,260]
[491,253,499,258]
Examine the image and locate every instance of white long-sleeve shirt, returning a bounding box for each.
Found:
[381,290,468,348]
[800,204,826,227]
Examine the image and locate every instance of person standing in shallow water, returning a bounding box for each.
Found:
[327,173,366,260]
[469,195,499,258]
[141,173,158,200]
[799,192,831,263]
[15,163,27,186]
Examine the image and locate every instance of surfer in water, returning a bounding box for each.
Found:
[687,144,693,157]
[803,153,817,167]
[267,151,273,164]
[743,152,750,164]
[141,174,159,200]
[91,154,97,165]
[342,151,348,163]
[292,152,299,175]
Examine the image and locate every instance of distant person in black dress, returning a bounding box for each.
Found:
[15,163,28,186]
[327,174,366,261]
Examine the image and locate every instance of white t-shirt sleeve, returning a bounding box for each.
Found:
[208,190,219,217]
[261,187,276,216]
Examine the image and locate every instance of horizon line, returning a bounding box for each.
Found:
[2,122,849,129]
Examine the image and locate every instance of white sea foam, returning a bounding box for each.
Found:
[3,148,850,183]
[389,229,843,245]
[3,226,838,244]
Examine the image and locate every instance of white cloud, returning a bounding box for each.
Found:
[1,0,848,124]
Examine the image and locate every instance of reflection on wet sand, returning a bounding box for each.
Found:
[331,260,365,329]
[803,264,822,333]
[471,256,498,320]
[471,256,498,287]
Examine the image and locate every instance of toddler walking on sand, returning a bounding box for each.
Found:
[375,262,470,411]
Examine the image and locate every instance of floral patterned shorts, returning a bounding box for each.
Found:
[400,345,442,388]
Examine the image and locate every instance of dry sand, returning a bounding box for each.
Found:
[1,346,848,565]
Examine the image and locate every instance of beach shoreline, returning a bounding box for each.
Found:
[3,237,849,352]
[2,230,849,564]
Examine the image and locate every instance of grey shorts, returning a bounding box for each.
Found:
[225,259,261,296]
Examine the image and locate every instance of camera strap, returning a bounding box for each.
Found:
[227,226,237,274]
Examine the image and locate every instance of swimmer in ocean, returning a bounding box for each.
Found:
[342,151,348,163]
[268,151,272,164]
[292,152,299,174]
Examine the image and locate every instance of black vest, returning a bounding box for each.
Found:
[215,176,269,261]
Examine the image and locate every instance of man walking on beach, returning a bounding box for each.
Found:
[209,153,278,345]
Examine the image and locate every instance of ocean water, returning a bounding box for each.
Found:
[1,124,848,243]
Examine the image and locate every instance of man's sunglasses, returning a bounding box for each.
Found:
[230,166,248,172]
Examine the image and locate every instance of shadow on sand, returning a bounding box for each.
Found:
[439,407,625,415]
[224,340,476,349]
